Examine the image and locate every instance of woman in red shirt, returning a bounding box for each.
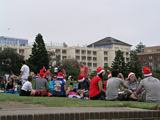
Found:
[89,67,105,100]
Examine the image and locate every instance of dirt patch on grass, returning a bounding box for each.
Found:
[0,101,45,109]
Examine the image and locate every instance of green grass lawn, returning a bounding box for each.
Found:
[0,93,160,110]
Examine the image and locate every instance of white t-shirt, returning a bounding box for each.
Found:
[20,64,30,80]
[21,81,32,91]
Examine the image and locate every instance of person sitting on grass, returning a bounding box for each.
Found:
[5,76,15,94]
[52,72,66,97]
[34,71,49,96]
[0,77,6,92]
[20,76,33,96]
[89,67,106,100]
[105,70,129,101]
[133,66,160,102]
[126,72,139,92]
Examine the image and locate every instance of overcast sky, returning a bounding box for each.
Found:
[0,0,160,47]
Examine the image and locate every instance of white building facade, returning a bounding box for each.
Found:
[0,36,131,70]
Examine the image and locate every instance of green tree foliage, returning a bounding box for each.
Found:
[0,48,24,75]
[135,42,145,53]
[126,50,142,78]
[61,59,80,80]
[27,34,49,73]
[111,50,126,77]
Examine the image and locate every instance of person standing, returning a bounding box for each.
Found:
[20,60,30,85]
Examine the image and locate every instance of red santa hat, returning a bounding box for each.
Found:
[96,67,104,75]
[57,72,64,79]
[78,74,85,82]
[128,72,135,79]
[143,66,152,77]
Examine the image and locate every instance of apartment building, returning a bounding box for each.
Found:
[47,37,131,69]
[0,36,29,58]
[0,36,131,69]
[137,46,160,70]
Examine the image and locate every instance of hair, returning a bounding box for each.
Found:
[28,76,32,82]
[22,60,26,64]
[98,72,103,79]
[111,70,119,77]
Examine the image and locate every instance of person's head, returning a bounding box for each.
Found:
[142,66,152,78]
[28,76,32,82]
[96,66,105,78]
[90,70,96,79]
[52,75,57,80]
[118,73,124,79]
[128,72,137,82]
[22,60,26,65]
[111,70,119,77]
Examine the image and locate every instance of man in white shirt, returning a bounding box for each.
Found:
[20,61,30,85]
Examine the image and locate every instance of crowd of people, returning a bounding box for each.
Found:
[0,60,160,103]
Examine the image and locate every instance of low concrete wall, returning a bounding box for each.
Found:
[0,110,160,120]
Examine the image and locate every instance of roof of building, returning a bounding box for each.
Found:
[87,37,132,47]
[0,36,28,41]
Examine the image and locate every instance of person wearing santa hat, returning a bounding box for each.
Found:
[89,66,105,100]
[126,72,139,92]
[134,66,160,102]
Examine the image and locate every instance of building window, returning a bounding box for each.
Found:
[93,63,97,67]
[82,56,86,60]
[126,52,129,56]
[62,50,66,54]
[87,50,91,55]
[81,50,86,54]
[75,49,80,54]
[87,57,92,61]
[76,56,80,60]
[87,62,92,67]
[104,51,108,55]
[104,57,108,61]
[19,49,24,55]
[93,51,97,55]
[62,56,67,59]
[83,62,86,65]
[55,49,60,53]
[93,57,97,61]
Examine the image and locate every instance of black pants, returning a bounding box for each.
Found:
[90,91,105,100]
[20,89,31,96]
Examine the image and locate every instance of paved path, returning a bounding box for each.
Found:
[0,107,152,116]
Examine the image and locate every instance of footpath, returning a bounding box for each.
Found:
[0,105,160,120]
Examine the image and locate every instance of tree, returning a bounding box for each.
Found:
[135,42,145,53]
[126,50,142,78]
[111,50,126,77]
[27,33,49,73]
[0,48,24,75]
[61,59,80,80]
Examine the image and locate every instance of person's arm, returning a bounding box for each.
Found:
[98,80,104,92]
[120,79,128,89]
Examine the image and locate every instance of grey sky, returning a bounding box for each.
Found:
[0,0,160,47]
